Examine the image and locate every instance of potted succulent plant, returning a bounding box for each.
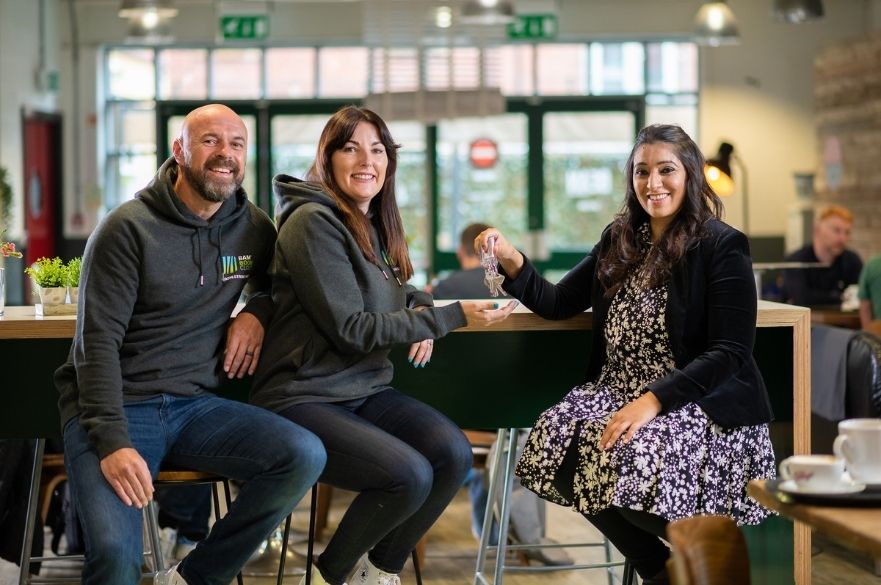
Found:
[25,256,70,314]
[66,257,82,305]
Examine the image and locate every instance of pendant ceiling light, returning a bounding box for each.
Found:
[461,0,516,26]
[693,1,740,47]
[773,0,824,23]
[118,0,178,31]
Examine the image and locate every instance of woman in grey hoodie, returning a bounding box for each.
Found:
[252,106,515,585]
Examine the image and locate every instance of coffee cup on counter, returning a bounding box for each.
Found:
[833,418,881,484]
[778,454,847,491]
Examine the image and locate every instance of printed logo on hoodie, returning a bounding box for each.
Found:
[222,254,254,281]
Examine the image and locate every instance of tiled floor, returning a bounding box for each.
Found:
[3,487,880,584]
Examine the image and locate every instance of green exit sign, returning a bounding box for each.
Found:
[220,15,269,41]
[507,14,558,40]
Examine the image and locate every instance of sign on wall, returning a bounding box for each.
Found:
[220,15,269,41]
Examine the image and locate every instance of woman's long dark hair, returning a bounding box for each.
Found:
[307,105,413,281]
[598,124,724,296]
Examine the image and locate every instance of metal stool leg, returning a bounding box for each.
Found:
[219,480,245,585]
[18,438,45,585]
[411,548,423,585]
[305,483,319,585]
[277,513,293,585]
[144,500,167,571]
[473,428,516,585]
[622,559,635,585]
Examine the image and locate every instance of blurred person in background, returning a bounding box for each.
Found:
[782,204,862,307]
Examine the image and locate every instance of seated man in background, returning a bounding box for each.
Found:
[782,204,863,307]
[431,222,572,566]
[430,222,493,299]
[858,253,881,328]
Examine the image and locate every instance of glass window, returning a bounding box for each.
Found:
[387,121,428,283]
[269,114,329,210]
[371,48,419,93]
[589,42,644,95]
[105,153,159,210]
[489,45,534,96]
[536,44,588,95]
[543,111,636,249]
[319,47,369,97]
[107,49,155,100]
[646,93,698,137]
[158,49,208,99]
[437,114,528,253]
[424,47,484,91]
[104,101,157,208]
[211,48,262,99]
[266,48,316,98]
[647,42,698,94]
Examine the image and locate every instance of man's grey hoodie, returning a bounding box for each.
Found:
[55,157,276,458]
[250,175,467,413]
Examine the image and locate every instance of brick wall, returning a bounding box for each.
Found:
[815,33,881,260]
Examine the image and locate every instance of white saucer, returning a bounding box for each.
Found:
[778,479,866,495]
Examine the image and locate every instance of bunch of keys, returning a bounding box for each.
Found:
[480,235,505,297]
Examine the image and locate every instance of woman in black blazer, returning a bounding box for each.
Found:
[476,125,775,585]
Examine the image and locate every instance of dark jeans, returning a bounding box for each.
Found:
[156,484,212,541]
[553,425,669,580]
[64,393,326,585]
[280,388,473,585]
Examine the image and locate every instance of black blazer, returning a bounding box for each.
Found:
[503,219,773,429]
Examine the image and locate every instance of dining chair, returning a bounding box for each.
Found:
[666,515,750,585]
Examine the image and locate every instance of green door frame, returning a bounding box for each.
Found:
[431,96,644,276]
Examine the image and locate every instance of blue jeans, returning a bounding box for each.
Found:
[63,393,326,585]
[280,389,472,585]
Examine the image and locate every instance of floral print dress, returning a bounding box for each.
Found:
[515,233,776,525]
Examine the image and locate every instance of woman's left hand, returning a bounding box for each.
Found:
[408,339,434,368]
[600,392,662,450]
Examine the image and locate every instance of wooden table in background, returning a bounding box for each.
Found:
[748,479,881,559]
[810,307,862,330]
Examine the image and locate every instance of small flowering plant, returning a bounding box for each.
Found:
[1,230,22,259]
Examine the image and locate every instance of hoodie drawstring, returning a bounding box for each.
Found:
[196,228,205,287]
[216,228,223,285]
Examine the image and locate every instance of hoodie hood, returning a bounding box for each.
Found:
[273,174,339,231]
[137,157,252,286]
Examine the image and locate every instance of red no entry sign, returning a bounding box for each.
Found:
[469,138,498,169]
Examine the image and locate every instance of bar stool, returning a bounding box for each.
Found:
[143,470,244,585]
[18,439,246,585]
[472,428,634,585]
[277,483,424,585]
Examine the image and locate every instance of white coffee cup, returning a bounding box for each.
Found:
[833,418,881,484]
[778,454,846,491]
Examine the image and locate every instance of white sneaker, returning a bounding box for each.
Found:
[173,536,198,560]
[158,526,178,567]
[354,558,401,585]
[154,562,188,585]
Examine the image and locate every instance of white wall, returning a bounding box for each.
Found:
[0,0,59,238]
[23,0,875,241]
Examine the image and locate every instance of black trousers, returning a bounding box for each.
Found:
[552,427,670,580]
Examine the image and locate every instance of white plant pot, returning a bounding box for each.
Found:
[68,286,79,305]
[38,286,67,306]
